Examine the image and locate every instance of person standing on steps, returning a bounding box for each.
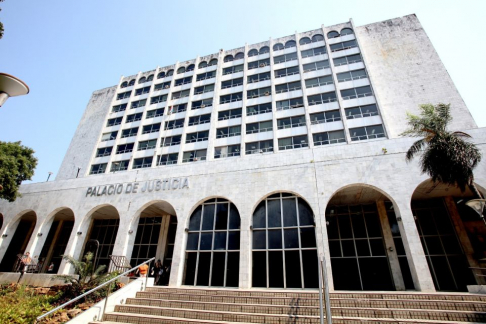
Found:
[154,260,163,285]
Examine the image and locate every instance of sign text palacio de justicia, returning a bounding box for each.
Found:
[86,177,189,197]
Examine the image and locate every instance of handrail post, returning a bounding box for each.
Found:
[101,280,112,320]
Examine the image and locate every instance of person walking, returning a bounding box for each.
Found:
[137,263,149,277]
[154,260,163,285]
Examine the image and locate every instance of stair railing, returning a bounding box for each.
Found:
[35,257,155,323]
[318,256,332,324]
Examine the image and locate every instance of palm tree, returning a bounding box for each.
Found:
[401,103,482,198]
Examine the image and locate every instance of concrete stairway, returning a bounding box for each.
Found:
[91,287,486,324]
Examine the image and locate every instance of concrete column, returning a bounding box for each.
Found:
[169,211,189,287]
[239,210,251,288]
[444,196,484,284]
[376,200,405,290]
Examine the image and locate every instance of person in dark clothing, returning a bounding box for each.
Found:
[153,259,163,285]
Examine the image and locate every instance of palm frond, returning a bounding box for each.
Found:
[405,139,425,161]
[452,131,472,138]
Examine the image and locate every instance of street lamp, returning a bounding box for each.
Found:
[0,73,29,107]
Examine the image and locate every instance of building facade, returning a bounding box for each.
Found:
[0,14,485,292]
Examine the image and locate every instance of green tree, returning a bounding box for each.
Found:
[401,103,482,198]
[0,141,38,202]
[0,0,4,39]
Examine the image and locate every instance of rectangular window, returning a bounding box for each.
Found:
[138,139,157,151]
[277,115,306,129]
[194,84,215,95]
[273,52,298,64]
[245,140,273,154]
[301,46,326,58]
[116,143,134,154]
[90,163,107,175]
[172,89,190,99]
[247,86,271,98]
[275,81,301,94]
[247,103,272,116]
[174,76,193,86]
[303,60,329,72]
[121,127,138,138]
[182,149,207,163]
[337,69,367,82]
[131,99,147,109]
[276,97,304,110]
[142,123,161,134]
[305,75,333,88]
[218,108,242,120]
[307,92,337,105]
[158,153,179,165]
[101,131,117,142]
[216,125,241,138]
[165,118,184,130]
[340,86,373,100]
[221,78,243,89]
[278,135,309,150]
[310,110,341,124]
[95,147,112,157]
[135,86,150,96]
[350,125,385,141]
[171,103,187,113]
[191,98,213,110]
[146,108,164,119]
[313,130,346,146]
[248,58,270,70]
[333,54,362,66]
[215,144,240,158]
[247,72,271,83]
[133,156,153,169]
[330,40,357,52]
[222,64,244,75]
[246,120,273,134]
[220,92,243,104]
[186,131,209,143]
[188,114,211,126]
[106,117,122,127]
[116,91,131,100]
[126,113,143,123]
[345,104,379,119]
[111,160,129,172]
[274,66,299,78]
[196,71,216,81]
[112,103,127,113]
[150,94,168,105]
[154,81,171,91]
[161,135,182,147]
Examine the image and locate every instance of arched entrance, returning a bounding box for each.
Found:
[83,205,119,270]
[38,208,75,273]
[251,192,319,289]
[411,180,482,291]
[183,198,241,287]
[131,201,177,285]
[0,211,37,272]
[326,185,413,291]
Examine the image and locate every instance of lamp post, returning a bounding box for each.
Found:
[46,172,53,182]
[0,73,29,107]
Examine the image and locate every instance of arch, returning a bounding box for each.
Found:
[223,54,234,62]
[248,49,258,57]
[120,81,128,88]
[312,34,324,42]
[128,79,135,86]
[251,191,318,289]
[146,74,154,82]
[234,52,244,60]
[259,46,270,54]
[198,61,207,69]
[273,43,284,51]
[285,40,296,48]
[0,210,37,272]
[340,28,354,36]
[208,58,218,66]
[166,69,174,76]
[327,30,339,39]
[183,197,241,287]
[299,37,311,45]
[138,76,146,84]
[325,184,404,291]
[177,66,185,74]
[410,179,483,291]
[157,71,166,79]
[186,64,195,72]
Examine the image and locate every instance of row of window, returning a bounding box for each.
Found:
[90,123,384,174]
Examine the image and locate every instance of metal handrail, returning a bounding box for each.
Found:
[36,257,155,323]
[318,257,332,324]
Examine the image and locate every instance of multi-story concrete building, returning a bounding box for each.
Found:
[0,14,484,293]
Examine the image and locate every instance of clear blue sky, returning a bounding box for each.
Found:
[0,0,485,183]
